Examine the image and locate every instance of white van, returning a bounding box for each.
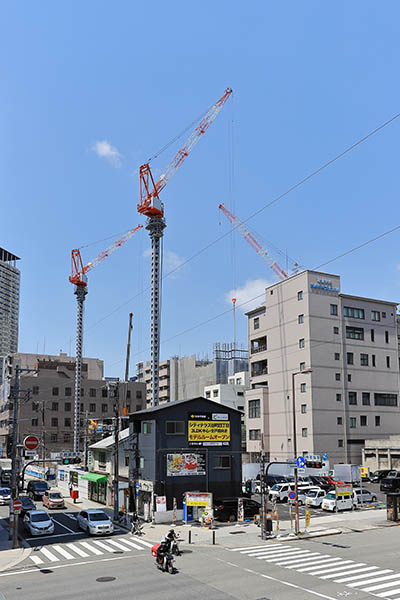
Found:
[321,490,357,512]
[270,483,313,503]
[305,488,327,508]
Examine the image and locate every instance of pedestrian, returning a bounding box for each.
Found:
[69,481,73,497]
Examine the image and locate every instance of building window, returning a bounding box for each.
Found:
[90,388,96,398]
[349,417,356,429]
[254,317,260,330]
[336,393,342,402]
[101,404,108,413]
[360,415,367,426]
[372,354,376,367]
[248,399,261,418]
[64,418,71,427]
[213,389,219,397]
[362,392,370,406]
[143,422,152,434]
[386,356,391,368]
[297,291,303,301]
[102,388,108,398]
[52,402,59,411]
[371,329,375,342]
[349,392,357,405]
[375,416,381,427]
[346,327,364,340]
[237,391,244,397]
[335,373,341,381]
[347,374,352,382]
[136,390,142,399]
[32,386,39,395]
[166,421,185,435]
[65,402,71,412]
[371,310,380,322]
[300,362,306,371]
[249,429,261,440]
[333,326,339,334]
[360,353,369,366]
[64,433,71,443]
[301,428,308,438]
[125,456,130,467]
[50,434,58,443]
[205,391,211,399]
[385,331,389,344]
[51,417,58,427]
[330,304,338,316]
[374,393,397,407]
[136,404,141,411]
[334,353,340,360]
[338,439,344,447]
[215,455,231,469]
[300,383,306,393]
[347,352,354,365]
[298,314,304,324]
[343,306,365,319]
[65,387,72,397]
[52,387,59,396]
[99,453,106,469]
[301,404,307,414]
[126,390,131,399]
[139,457,145,469]
[89,403,96,412]
[32,418,38,426]
[299,338,305,349]
[382,312,386,318]
[337,417,342,425]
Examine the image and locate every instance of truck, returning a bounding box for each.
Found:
[0,458,12,485]
[333,464,361,484]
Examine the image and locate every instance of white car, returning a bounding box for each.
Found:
[270,483,313,503]
[77,509,114,535]
[0,487,11,505]
[305,488,327,508]
[24,510,54,536]
[321,491,357,512]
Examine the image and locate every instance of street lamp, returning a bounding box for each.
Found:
[292,368,312,535]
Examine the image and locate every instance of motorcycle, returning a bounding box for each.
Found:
[131,520,144,536]
[170,537,182,556]
[156,552,175,574]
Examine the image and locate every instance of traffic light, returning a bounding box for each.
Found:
[306,460,322,469]
[245,480,252,494]
[62,457,81,465]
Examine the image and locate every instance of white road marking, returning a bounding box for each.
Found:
[296,558,345,572]
[25,532,85,541]
[106,539,132,552]
[242,545,295,555]
[130,537,153,548]
[64,513,77,521]
[52,545,75,560]
[317,563,367,577]
[335,569,393,583]
[39,547,60,562]
[265,551,313,562]
[304,560,355,574]
[80,541,103,555]
[92,540,118,553]
[67,543,89,557]
[348,574,400,588]
[278,553,326,567]
[29,555,43,565]
[230,544,285,552]
[362,578,400,593]
[118,538,145,550]
[377,589,400,598]
[51,518,76,534]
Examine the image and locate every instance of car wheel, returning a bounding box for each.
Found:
[229,514,236,523]
[334,505,338,512]
[372,496,377,502]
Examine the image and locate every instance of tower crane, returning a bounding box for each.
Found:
[218,203,295,281]
[69,224,143,452]
[138,88,232,407]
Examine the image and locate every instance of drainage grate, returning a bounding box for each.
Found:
[96,577,116,583]
[229,531,246,534]
[39,569,53,574]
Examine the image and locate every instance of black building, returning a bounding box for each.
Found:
[129,397,242,513]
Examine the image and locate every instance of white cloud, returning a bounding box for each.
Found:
[225,279,271,312]
[143,248,186,278]
[91,140,123,167]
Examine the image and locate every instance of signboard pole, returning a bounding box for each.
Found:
[172,497,177,524]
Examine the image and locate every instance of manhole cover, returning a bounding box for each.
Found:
[96,577,116,583]
[112,551,124,554]
[229,531,246,534]
[39,569,53,574]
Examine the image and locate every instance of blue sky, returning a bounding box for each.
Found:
[1,2,400,377]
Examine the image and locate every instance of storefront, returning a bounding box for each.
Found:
[81,473,108,505]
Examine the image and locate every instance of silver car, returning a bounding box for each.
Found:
[24,510,55,536]
[0,487,11,505]
[77,509,114,535]
[353,488,377,504]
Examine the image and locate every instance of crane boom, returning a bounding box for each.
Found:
[138,88,232,217]
[218,203,288,281]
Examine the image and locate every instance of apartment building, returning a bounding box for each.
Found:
[245,270,400,465]
[0,352,146,456]
[0,248,20,382]
[204,371,249,411]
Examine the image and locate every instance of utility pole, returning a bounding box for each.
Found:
[83,410,89,471]
[107,380,120,520]
[125,313,133,382]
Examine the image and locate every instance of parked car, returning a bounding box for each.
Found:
[321,491,357,512]
[270,483,313,503]
[352,487,377,504]
[214,498,261,522]
[380,471,400,493]
[42,489,65,509]
[289,487,321,507]
[27,480,50,500]
[370,470,391,483]
[305,488,327,508]
[308,476,331,492]
[0,487,11,505]
[77,509,114,535]
[18,495,37,515]
[24,510,54,536]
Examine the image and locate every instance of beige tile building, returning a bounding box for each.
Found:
[246,270,400,465]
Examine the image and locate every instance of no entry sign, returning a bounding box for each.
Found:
[23,435,39,451]
[13,499,22,512]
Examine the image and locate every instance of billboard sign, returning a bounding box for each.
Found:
[188,412,230,446]
[185,492,212,508]
[167,453,206,477]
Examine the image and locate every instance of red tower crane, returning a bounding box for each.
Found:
[69,225,143,451]
[137,89,232,407]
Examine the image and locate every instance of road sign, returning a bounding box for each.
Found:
[135,483,140,490]
[298,467,306,474]
[296,456,305,468]
[288,491,296,500]
[13,499,22,512]
[23,435,39,451]
[322,453,328,460]
[25,450,36,457]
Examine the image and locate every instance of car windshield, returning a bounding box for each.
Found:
[307,491,318,497]
[271,485,282,491]
[88,512,109,522]
[20,497,33,505]
[31,513,50,523]
[49,493,62,499]
[33,483,48,490]
[0,489,10,496]
[325,492,336,500]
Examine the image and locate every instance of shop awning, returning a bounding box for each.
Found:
[80,473,108,483]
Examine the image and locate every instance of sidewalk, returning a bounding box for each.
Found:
[0,523,31,572]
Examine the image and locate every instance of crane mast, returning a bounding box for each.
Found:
[138,89,232,407]
[69,225,142,451]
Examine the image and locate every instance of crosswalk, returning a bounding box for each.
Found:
[29,536,153,565]
[230,543,400,598]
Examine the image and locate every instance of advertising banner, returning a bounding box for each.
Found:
[188,412,230,446]
[167,453,206,477]
[185,492,212,508]
[336,483,352,497]
[156,496,167,512]
[238,497,244,522]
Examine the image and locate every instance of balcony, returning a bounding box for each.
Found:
[251,336,267,355]
[251,359,268,378]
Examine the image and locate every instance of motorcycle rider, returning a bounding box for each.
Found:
[163,528,180,555]
[156,539,169,571]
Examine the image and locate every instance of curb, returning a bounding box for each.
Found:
[0,546,32,573]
